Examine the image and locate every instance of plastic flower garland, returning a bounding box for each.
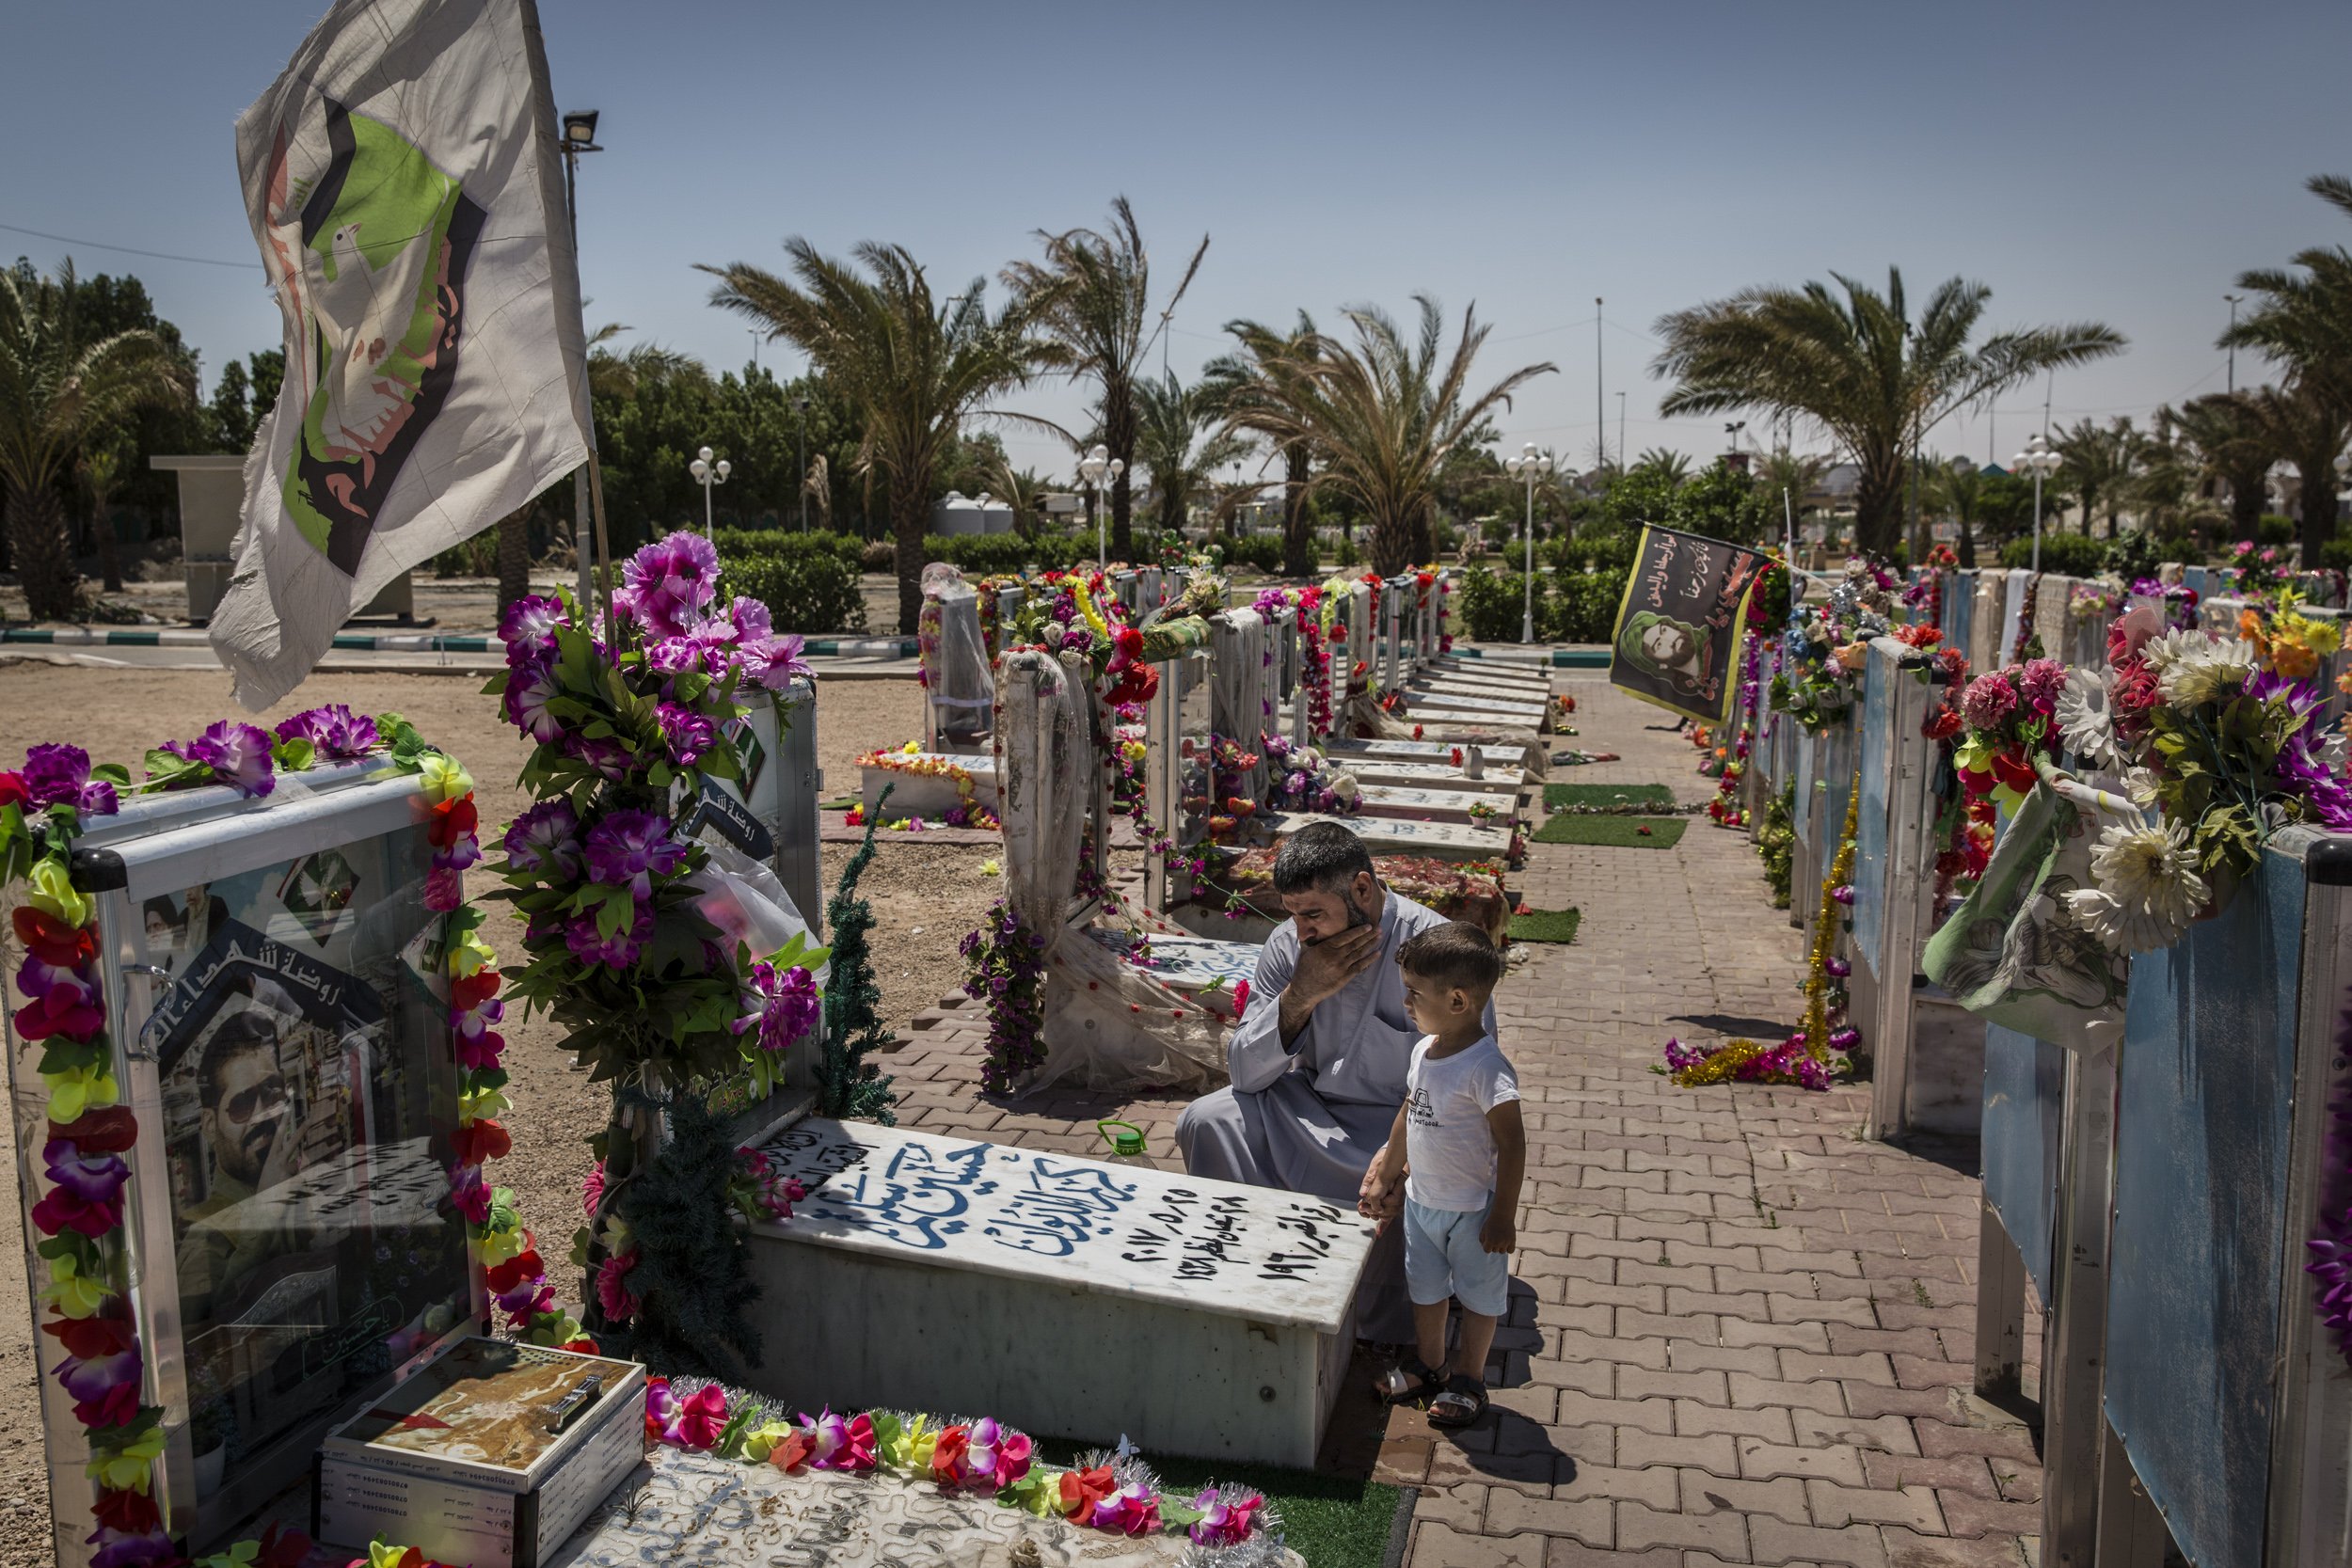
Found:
[636,1380,1282,1561]
[2306,991,2352,1368]
[959,901,1049,1094]
[1253,584,1335,736]
[2238,596,2343,682]
[1661,766,1862,1089]
[2,720,577,1568]
[853,749,1001,831]
[1772,556,1898,731]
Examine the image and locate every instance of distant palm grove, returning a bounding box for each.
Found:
[6,176,2351,630]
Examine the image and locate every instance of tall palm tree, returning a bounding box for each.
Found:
[2165,391,2278,543]
[702,240,1063,631]
[78,431,130,594]
[980,455,1050,540]
[1650,267,2124,556]
[1133,372,1251,541]
[1632,448,1692,485]
[2248,382,2348,565]
[2052,416,2144,538]
[1002,198,1207,560]
[1928,457,1989,567]
[1239,296,1555,577]
[1202,311,1322,576]
[0,263,191,619]
[2222,176,2352,564]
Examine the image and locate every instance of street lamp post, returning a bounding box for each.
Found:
[2014,434,2059,574]
[793,394,810,531]
[691,445,731,535]
[559,109,602,611]
[1503,443,1552,644]
[1078,444,1123,570]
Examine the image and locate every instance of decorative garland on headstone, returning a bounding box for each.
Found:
[3,715,575,1568]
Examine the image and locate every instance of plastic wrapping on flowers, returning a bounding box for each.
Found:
[1772,554,1899,731]
[1,717,577,1568]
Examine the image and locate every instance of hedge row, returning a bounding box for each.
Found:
[1451,565,1630,644]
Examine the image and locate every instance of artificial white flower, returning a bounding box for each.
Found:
[2137,627,2214,673]
[2053,669,2116,765]
[2066,819,2208,953]
[1328,771,1359,802]
[2154,638,2257,706]
[2121,767,2162,808]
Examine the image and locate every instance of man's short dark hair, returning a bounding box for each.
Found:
[1396,921,1507,997]
[198,1010,278,1110]
[1270,820,1376,897]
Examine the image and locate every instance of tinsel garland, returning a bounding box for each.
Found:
[1799,767,1865,1063]
[1661,766,1860,1090]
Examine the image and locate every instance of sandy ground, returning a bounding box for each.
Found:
[0,662,980,1566]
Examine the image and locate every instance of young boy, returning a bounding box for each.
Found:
[1360,921,1524,1428]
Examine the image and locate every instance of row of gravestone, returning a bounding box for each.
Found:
[1752,566,2352,1568]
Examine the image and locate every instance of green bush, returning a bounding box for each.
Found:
[430,534,498,578]
[1997,532,2106,575]
[1222,534,1287,574]
[1547,523,1636,574]
[1451,566,1528,641]
[1549,567,1629,643]
[1334,536,1361,569]
[713,527,862,565]
[717,544,867,635]
[2259,514,2297,546]
[2321,538,2352,574]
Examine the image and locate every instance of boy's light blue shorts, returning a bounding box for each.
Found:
[1403,1196,1509,1317]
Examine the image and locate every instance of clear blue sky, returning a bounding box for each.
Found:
[6,0,2344,484]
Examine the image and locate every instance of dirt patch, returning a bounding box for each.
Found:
[0,662,961,1564]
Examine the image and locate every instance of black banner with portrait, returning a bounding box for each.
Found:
[1607,523,1769,724]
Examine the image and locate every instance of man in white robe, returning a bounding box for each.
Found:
[1176,822,1494,1340]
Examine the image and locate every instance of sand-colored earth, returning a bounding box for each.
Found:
[0,661,993,1567]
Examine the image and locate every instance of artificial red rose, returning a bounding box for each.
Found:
[1922,707,1963,742]
[44,1312,135,1360]
[1114,626,1145,661]
[1060,1465,1117,1525]
[1989,748,2039,795]
[929,1424,970,1484]
[13,906,96,967]
[563,1336,599,1354]
[0,772,29,812]
[89,1487,159,1534]
[485,1241,545,1294]
[451,970,501,1011]
[428,795,480,847]
[453,1118,513,1167]
[50,1105,138,1154]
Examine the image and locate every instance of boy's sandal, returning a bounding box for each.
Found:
[1428,1374,1489,1429]
[1376,1357,1444,1405]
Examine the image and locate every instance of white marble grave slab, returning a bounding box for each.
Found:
[1327,736,1504,765]
[1398,688,1550,722]
[1335,757,1523,797]
[1084,926,1259,992]
[1352,784,1505,825]
[752,1120,1371,1328]
[1261,810,1514,861]
[1425,657,1551,688]
[742,1120,1376,1465]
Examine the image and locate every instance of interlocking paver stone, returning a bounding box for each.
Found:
[875,680,2039,1567]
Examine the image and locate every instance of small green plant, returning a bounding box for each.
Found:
[816,788,898,1123]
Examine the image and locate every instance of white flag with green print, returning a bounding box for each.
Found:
[213,0,592,708]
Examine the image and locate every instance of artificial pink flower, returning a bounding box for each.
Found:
[447,1162,491,1226]
[800,1408,878,1472]
[595,1250,640,1322]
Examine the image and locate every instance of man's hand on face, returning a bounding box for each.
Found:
[1289,920,1380,1009]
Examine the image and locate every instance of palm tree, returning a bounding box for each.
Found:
[2165,391,2278,543]
[1238,296,1555,577]
[1632,448,1692,485]
[980,455,1050,540]
[1927,457,1988,567]
[2051,416,2144,538]
[0,263,191,619]
[702,240,1062,631]
[1650,268,2124,557]
[1134,372,1251,543]
[2248,382,2348,565]
[78,432,130,594]
[1202,311,1322,576]
[1002,198,1207,561]
[2222,176,2352,564]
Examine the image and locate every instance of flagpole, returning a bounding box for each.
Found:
[586,449,615,615]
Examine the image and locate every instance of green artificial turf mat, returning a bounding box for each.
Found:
[1542,782,1674,810]
[1030,1443,1405,1566]
[1509,906,1582,943]
[1532,814,1688,848]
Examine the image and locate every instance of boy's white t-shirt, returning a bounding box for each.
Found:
[1403,1033,1519,1212]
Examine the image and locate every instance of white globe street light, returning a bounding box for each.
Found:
[2011,434,2059,574]
[691,443,731,535]
[1502,443,1554,644]
[1078,443,1124,569]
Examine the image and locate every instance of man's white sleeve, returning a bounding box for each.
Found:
[1226,929,1301,1094]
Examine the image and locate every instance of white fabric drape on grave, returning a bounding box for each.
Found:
[923,563,994,745]
[1210,610,1271,806]
[994,650,1228,1095]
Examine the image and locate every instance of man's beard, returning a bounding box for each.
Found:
[220,1117,278,1185]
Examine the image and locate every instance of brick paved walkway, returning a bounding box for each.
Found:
[882,679,2043,1568]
